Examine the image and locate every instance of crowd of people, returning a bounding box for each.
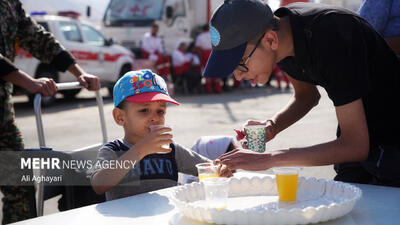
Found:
[140,23,291,96]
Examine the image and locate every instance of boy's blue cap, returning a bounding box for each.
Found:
[203,0,274,78]
[113,70,179,107]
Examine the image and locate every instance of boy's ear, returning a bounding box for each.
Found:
[112,108,125,126]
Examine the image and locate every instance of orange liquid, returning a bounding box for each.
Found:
[276,174,298,201]
[199,173,219,181]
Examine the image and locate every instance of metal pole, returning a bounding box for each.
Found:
[31,81,108,217]
[33,93,45,217]
[34,94,46,148]
[95,90,108,144]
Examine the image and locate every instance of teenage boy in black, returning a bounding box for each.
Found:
[204,0,400,187]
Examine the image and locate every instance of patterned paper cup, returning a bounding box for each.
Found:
[244,125,266,152]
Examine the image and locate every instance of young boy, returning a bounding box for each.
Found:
[91,70,231,200]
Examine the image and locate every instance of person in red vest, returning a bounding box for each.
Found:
[172,43,191,77]
[141,23,171,78]
[280,0,309,6]
[172,42,202,94]
[272,64,291,90]
[195,24,222,94]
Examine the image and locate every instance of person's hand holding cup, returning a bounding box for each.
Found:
[148,124,173,154]
[235,119,277,152]
[243,119,267,152]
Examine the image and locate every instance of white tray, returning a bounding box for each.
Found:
[171,176,362,225]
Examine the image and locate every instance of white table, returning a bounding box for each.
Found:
[12,172,400,225]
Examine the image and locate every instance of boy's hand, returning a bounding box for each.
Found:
[214,160,234,178]
[134,127,173,158]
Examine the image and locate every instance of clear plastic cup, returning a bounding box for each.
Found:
[195,163,219,182]
[244,124,267,152]
[149,125,172,153]
[203,177,230,210]
[273,167,299,202]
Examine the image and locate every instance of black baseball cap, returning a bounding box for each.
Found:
[203,0,274,78]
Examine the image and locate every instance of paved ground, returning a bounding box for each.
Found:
[2,83,338,221]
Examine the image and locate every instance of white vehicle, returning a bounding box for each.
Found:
[101,0,224,55]
[14,13,135,103]
[315,0,362,12]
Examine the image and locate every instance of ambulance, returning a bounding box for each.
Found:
[14,12,135,103]
[101,0,224,55]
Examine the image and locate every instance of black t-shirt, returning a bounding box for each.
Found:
[276,3,400,148]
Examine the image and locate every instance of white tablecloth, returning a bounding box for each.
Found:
[12,172,400,225]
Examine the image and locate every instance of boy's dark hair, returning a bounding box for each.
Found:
[116,100,126,110]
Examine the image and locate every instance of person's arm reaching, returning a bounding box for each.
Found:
[91,127,173,195]
[272,98,369,167]
[2,70,57,96]
[91,146,141,195]
[242,78,320,142]
[219,98,369,171]
[14,1,99,90]
[1,54,57,96]
[174,143,211,176]
[270,77,320,137]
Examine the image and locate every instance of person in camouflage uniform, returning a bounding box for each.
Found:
[0,0,100,223]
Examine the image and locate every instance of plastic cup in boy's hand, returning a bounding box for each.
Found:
[149,125,172,154]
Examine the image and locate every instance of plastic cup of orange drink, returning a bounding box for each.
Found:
[195,163,219,181]
[273,167,300,202]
